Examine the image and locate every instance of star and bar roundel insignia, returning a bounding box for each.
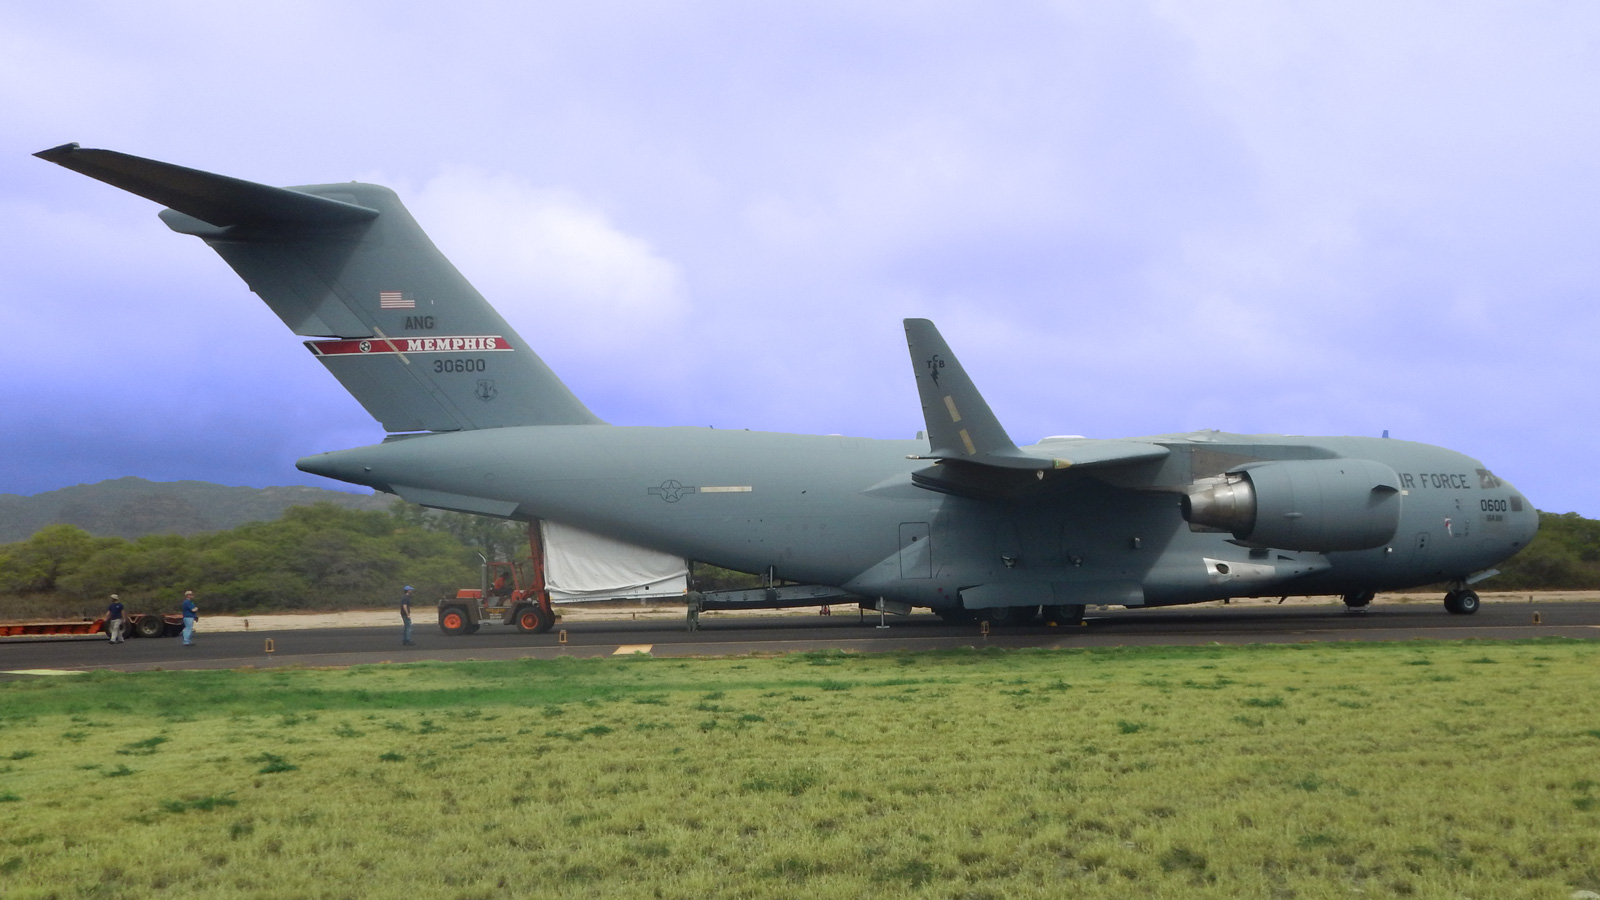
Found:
[648,480,697,502]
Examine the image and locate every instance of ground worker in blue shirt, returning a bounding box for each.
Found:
[180,590,199,646]
[107,594,126,644]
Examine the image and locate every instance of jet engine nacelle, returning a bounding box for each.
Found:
[1181,459,1402,552]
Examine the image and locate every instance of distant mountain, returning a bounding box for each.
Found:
[0,477,392,543]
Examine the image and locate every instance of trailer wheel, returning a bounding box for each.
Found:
[134,617,166,639]
[514,605,552,634]
[439,606,471,635]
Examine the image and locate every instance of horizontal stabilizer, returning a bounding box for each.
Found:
[33,143,378,228]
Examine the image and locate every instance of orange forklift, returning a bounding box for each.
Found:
[437,524,557,635]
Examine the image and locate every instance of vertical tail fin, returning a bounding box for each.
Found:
[35,143,603,432]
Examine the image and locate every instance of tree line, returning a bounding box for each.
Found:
[0,502,524,617]
[1,505,1594,619]
[1490,511,1600,590]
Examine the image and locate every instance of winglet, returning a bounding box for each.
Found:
[904,318,1049,470]
[34,143,378,228]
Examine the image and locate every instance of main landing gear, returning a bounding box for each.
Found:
[933,605,1087,627]
[1443,589,1481,615]
[1341,590,1375,610]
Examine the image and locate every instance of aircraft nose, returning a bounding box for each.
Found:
[1507,482,1540,546]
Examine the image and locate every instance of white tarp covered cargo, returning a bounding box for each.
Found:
[539,520,688,602]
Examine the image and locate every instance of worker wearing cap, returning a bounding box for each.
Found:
[107,594,126,644]
[401,586,415,646]
[180,591,199,645]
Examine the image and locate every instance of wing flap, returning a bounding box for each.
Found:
[1027,438,1170,470]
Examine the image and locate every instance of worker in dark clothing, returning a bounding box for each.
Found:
[401,586,415,646]
[107,594,126,643]
[180,591,199,645]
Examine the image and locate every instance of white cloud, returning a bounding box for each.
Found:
[406,169,688,353]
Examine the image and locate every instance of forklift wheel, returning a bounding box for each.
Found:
[514,605,550,634]
[439,606,471,635]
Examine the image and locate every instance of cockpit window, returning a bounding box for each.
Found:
[1476,469,1502,489]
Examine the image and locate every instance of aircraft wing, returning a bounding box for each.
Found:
[1023,437,1171,470]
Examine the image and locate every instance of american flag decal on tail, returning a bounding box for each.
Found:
[379,291,415,309]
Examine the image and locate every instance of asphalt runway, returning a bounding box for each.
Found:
[3,599,1597,678]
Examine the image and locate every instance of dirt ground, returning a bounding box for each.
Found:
[174,590,1600,633]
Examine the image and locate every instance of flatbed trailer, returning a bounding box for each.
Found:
[0,613,179,639]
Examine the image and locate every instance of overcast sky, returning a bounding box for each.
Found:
[4,1,1597,517]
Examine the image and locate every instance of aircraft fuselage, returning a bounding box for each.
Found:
[299,426,1537,611]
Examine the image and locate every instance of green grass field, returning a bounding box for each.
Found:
[3,640,1598,899]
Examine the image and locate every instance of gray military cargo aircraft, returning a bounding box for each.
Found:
[38,143,1539,624]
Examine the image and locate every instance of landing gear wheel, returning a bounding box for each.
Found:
[514,605,553,634]
[1043,604,1086,626]
[1444,590,1480,615]
[1342,591,1375,609]
[134,617,165,639]
[439,606,471,635]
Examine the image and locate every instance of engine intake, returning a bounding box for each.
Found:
[1182,459,1401,552]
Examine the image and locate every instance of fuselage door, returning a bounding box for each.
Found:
[899,522,932,579]
[1412,531,1431,569]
